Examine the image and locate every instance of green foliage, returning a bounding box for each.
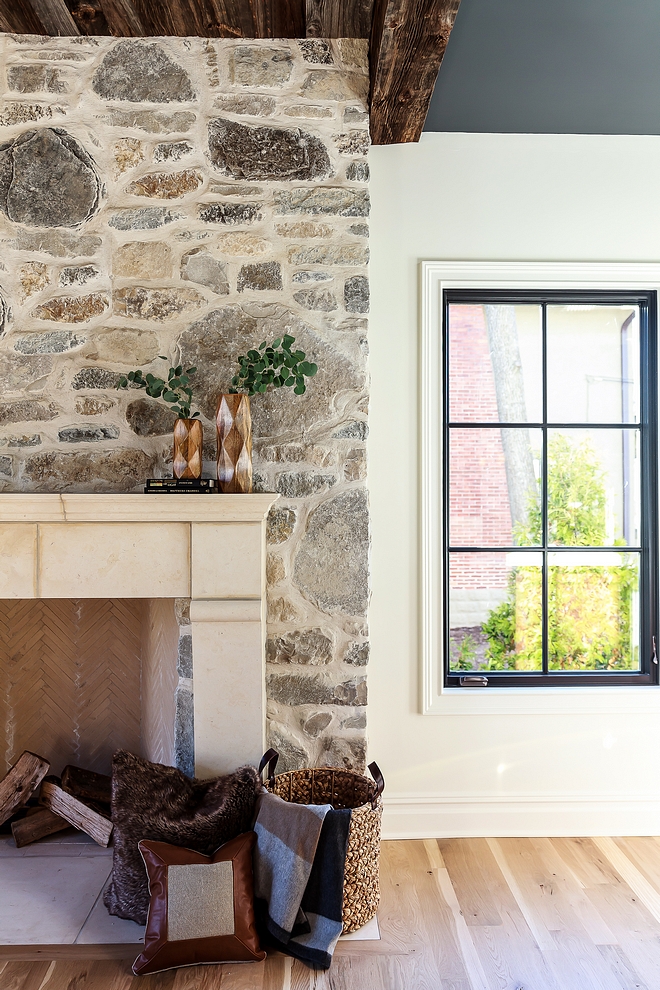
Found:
[230,334,318,397]
[451,634,478,671]
[116,357,199,420]
[480,435,637,673]
[521,433,606,546]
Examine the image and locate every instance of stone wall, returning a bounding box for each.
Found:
[0,34,369,772]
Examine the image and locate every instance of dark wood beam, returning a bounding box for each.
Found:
[305,0,373,38]
[98,0,145,35]
[127,0,260,36]
[28,0,81,34]
[255,0,304,38]
[0,0,47,33]
[205,0,257,37]
[65,0,111,33]
[370,0,461,144]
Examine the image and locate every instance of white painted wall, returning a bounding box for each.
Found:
[368,133,660,838]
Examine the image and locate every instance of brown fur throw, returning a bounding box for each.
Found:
[104,750,261,925]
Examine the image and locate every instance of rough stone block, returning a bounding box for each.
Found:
[301,712,333,738]
[9,230,102,257]
[125,398,177,437]
[215,232,271,256]
[300,70,368,103]
[59,265,100,286]
[298,39,333,64]
[0,356,50,392]
[125,169,203,199]
[0,128,101,228]
[344,106,369,124]
[0,400,58,425]
[346,161,370,182]
[338,39,369,67]
[0,455,12,477]
[213,94,276,116]
[154,141,194,162]
[274,188,369,217]
[4,434,41,448]
[32,293,109,324]
[72,368,120,390]
[177,634,193,678]
[275,221,333,238]
[174,684,195,778]
[335,131,369,157]
[293,489,369,615]
[230,46,293,88]
[208,118,332,182]
[349,223,369,237]
[333,420,368,441]
[319,735,366,771]
[275,472,334,497]
[114,242,172,279]
[344,275,370,313]
[75,397,114,416]
[181,248,229,294]
[341,712,366,730]
[344,642,369,666]
[113,137,144,174]
[284,105,333,119]
[344,447,367,482]
[266,552,285,584]
[291,271,332,283]
[23,448,154,490]
[58,426,119,443]
[18,261,50,299]
[287,244,368,266]
[101,109,196,133]
[237,261,282,292]
[267,506,296,544]
[92,40,195,103]
[198,202,261,225]
[293,288,337,311]
[113,287,205,321]
[8,65,66,93]
[0,102,61,127]
[267,672,366,707]
[86,327,159,366]
[14,331,84,354]
[266,628,333,665]
[109,207,182,230]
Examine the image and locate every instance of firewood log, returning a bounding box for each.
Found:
[0,751,50,827]
[39,776,113,847]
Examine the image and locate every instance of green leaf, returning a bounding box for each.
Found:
[294,383,306,395]
[175,365,182,377]
[159,355,168,361]
[272,337,282,349]
[247,349,260,362]
[258,341,267,350]
[163,390,179,403]
[283,334,295,347]
[258,383,268,393]
[284,376,295,387]
[186,366,197,375]
[307,363,318,376]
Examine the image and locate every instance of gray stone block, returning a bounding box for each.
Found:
[208,117,332,182]
[93,41,194,103]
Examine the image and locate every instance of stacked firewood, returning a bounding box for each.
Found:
[0,751,113,848]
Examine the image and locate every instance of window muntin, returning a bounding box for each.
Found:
[444,292,657,687]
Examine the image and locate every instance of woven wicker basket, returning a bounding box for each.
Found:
[258,750,384,934]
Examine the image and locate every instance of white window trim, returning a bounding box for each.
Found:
[421,261,660,716]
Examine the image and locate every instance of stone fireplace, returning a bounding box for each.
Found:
[0,492,277,780]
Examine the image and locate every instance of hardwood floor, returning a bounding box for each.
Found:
[4,836,660,988]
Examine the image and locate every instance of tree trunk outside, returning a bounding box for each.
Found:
[483,305,538,539]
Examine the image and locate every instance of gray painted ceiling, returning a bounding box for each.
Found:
[425,0,660,134]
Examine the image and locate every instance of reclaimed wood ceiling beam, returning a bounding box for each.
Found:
[65,0,111,34]
[97,0,145,35]
[0,0,47,33]
[305,0,373,38]
[370,0,461,144]
[29,0,80,34]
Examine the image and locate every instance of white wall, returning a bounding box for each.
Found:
[368,133,660,838]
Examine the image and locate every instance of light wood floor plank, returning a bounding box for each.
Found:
[5,837,660,989]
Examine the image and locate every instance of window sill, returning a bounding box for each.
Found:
[425,684,660,716]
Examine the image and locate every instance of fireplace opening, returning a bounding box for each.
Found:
[0,598,184,779]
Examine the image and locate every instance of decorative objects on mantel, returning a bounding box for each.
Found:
[116,360,201,480]
[216,393,252,494]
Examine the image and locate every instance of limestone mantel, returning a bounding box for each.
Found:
[0,493,278,778]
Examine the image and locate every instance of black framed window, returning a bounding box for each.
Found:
[444,290,658,687]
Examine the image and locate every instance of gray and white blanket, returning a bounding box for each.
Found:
[252,790,351,969]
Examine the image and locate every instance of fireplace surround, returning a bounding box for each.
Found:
[0,493,277,781]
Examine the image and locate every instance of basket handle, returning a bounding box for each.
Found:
[258,748,279,787]
[367,761,385,808]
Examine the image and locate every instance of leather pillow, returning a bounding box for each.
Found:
[104,751,261,925]
[133,832,266,975]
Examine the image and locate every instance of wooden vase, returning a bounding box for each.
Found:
[173,418,203,480]
[216,394,252,494]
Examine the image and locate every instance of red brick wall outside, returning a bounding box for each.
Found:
[448,305,511,591]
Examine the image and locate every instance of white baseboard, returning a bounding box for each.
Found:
[382,793,660,839]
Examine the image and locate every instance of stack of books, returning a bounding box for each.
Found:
[144,479,219,494]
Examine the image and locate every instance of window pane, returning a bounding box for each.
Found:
[547,305,640,424]
[449,428,542,546]
[547,429,640,547]
[547,551,640,671]
[448,303,542,422]
[449,552,543,672]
